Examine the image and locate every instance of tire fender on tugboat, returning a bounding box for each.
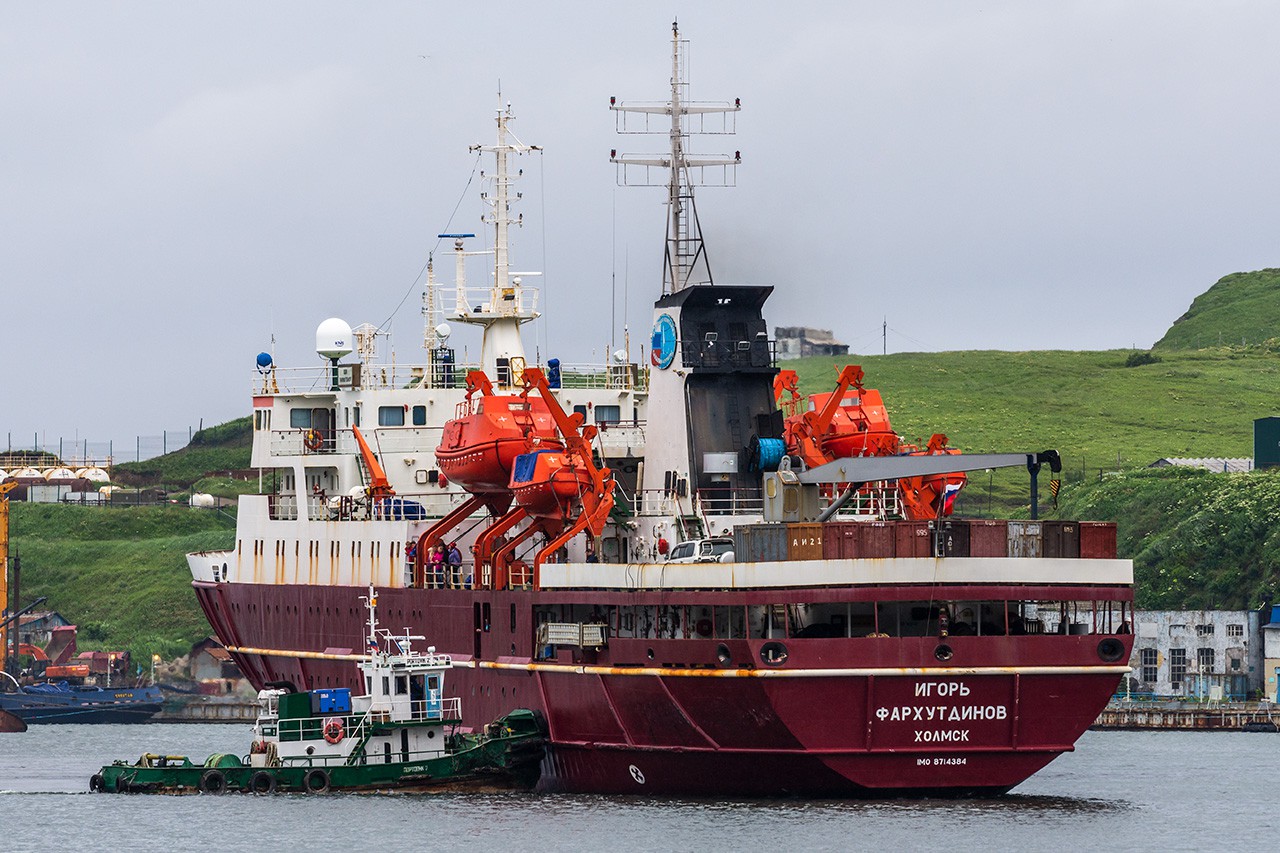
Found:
[304,768,331,794]
[199,769,227,795]
[249,770,277,795]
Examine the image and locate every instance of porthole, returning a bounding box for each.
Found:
[934,644,954,662]
[760,642,788,666]
[1097,638,1126,663]
[715,643,732,665]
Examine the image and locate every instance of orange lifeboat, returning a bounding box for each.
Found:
[510,449,594,525]
[434,371,563,510]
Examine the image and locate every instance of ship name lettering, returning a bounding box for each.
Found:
[876,704,1006,722]
[914,681,970,698]
[914,729,970,743]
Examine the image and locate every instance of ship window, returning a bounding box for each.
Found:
[382,676,391,695]
[353,407,360,427]
[379,406,405,426]
[366,676,372,693]
[595,405,620,424]
[511,603,517,633]
[395,675,408,695]
[290,409,312,428]
[1140,648,1158,683]
[412,405,427,426]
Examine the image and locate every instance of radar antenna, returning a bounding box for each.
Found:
[610,22,741,294]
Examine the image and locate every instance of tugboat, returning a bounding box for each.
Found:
[90,587,546,794]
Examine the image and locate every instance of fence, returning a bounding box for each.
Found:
[3,430,195,467]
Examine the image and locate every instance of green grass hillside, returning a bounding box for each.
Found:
[1057,466,1280,610]
[1155,268,1280,350]
[10,504,235,662]
[112,416,253,489]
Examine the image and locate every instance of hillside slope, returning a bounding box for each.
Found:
[112,416,252,489]
[1056,466,1280,610]
[1155,268,1280,350]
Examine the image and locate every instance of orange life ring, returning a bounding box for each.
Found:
[695,618,713,637]
[303,429,324,452]
[322,717,344,744]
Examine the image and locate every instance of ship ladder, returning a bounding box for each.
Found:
[342,709,377,766]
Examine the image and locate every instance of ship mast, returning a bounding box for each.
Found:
[611,21,741,294]
[447,103,542,386]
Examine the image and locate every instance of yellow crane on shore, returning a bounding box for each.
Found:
[0,481,17,669]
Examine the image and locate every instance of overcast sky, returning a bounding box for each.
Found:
[4,2,1278,447]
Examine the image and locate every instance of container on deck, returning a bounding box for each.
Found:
[1079,521,1118,559]
[311,688,352,715]
[1042,520,1080,558]
[786,523,825,561]
[931,520,970,557]
[1007,520,1043,558]
[893,520,932,557]
[967,519,1009,557]
[733,524,788,563]
[822,522,854,560]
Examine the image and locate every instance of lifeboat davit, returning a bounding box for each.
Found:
[510,449,593,525]
[435,394,562,509]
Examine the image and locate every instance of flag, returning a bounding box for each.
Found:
[942,481,963,514]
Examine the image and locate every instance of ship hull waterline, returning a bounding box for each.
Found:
[193,580,1129,797]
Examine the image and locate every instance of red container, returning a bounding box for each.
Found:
[822,522,857,559]
[894,521,932,557]
[1079,521,1118,559]
[860,522,895,558]
[968,519,1009,557]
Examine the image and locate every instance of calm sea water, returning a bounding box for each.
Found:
[0,724,1272,852]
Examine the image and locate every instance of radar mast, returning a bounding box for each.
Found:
[610,22,741,294]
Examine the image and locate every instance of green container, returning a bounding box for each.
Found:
[1255,417,1280,469]
[277,692,312,720]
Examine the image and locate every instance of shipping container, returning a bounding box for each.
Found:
[931,520,970,557]
[787,523,825,561]
[967,519,1009,557]
[1042,520,1080,558]
[822,522,855,560]
[1079,521,1118,559]
[732,524,788,563]
[860,522,895,558]
[894,521,933,557]
[1007,520,1043,558]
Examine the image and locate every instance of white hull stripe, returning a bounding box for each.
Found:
[226,646,1128,678]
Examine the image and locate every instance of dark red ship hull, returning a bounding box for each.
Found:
[194,579,1130,796]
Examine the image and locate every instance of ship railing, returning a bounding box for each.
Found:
[679,339,776,370]
[695,487,764,516]
[253,362,484,396]
[554,362,649,392]
[269,427,450,458]
[444,285,539,318]
[267,490,457,522]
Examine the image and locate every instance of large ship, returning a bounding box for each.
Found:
[190,25,1133,797]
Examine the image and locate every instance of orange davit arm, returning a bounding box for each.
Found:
[351,425,394,501]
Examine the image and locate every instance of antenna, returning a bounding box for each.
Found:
[610,23,741,294]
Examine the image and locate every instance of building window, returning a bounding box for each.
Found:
[1196,624,1215,637]
[1197,647,1215,673]
[1140,648,1158,684]
[1227,624,1244,638]
[1169,648,1187,687]
[379,406,405,426]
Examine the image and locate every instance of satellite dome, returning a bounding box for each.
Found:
[316,318,354,360]
[434,322,452,343]
[256,352,274,372]
[613,349,627,363]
